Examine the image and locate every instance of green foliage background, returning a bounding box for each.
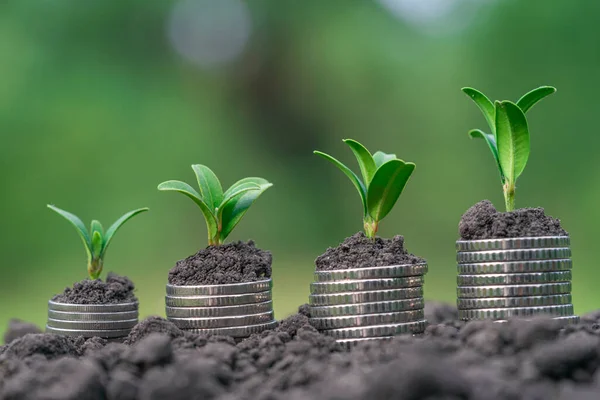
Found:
[1,0,599,336]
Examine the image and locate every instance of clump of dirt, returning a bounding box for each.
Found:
[459,200,568,240]
[52,273,137,305]
[3,320,42,345]
[315,232,425,270]
[168,240,272,285]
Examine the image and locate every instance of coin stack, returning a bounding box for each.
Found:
[165,279,277,339]
[46,300,139,339]
[456,236,579,324]
[308,263,428,346]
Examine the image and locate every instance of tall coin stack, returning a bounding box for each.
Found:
[46,300,139,339]
[165,279,277,339]
[456,236,579,324]
[308,263,428,346]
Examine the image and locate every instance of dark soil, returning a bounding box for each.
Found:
[168,241,272,285]
[315,232,426,270]
[459,200,569,240]
[2,304,600,399]
[52,273,137,305]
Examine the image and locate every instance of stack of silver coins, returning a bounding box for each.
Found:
[308,264,428,346]
[456,236,578,324]
[165,279,277,339]
[46,300,139,339]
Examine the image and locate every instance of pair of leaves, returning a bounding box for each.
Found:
[462,86,555,185]
[48,205,149,276]
[314,139,415,224]
[158,165,272,244]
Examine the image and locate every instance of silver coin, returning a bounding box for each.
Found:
[457,248,571,263]
[310,309,425,330]
[48,310,139,322]
[48,300,138,313]
[47,318,138,330]
[323,320,427,339]
[337,337,393,347]
[458,282,571,298]
[185,320,278,338]
[314,264,428,281]
[459,304,574,320]
[165,301,273,318]
[45,325,132,338]
[168,311,274,329]
[456,236,570,252]
[166,279,272,296]
[457,259,572,274]
[457,294,572,309]
[309,287,424,306]
[310,298,424,317]
[457,271,572,286]
[554,315,580,325]
[165,291,271,307]
[310,277,424,294]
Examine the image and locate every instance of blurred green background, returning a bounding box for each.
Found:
[1,0,599,336]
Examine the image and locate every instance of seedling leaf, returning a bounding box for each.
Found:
[367,160,415,222]
[343,139,376,185]
[516,86,556,113]
[462,87,496,133]
[372,151,397,168]
[92,230,103,259]
[220,181,273,241]
[103,208,149,255]
[468,129,503,182]
[495,101,530,185]
[47,205,92,258]
[223,177,263,199]
[192,164,223,209]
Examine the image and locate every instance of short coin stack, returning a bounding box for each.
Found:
[308,264,428,346]
[46,300,139,339]
[165,279,276,339]
[456,236,578,324]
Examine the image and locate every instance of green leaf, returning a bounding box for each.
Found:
[92,230,103,259]
[192,164,223,209]
[102,207,149,256]
[468,129,504,181]
[47,205,92,259]
[314,151,367,215]
[223,177,263,199]
[90,219,105,253]
[367,160,415,222]
[495,101,530,184]
[219,182,272,241]
[343,139,376,185]
[216,182,263,223]
[372,151,397,168]
[462,87,496,134]
[516,86,556,113]
[158,180,218,238]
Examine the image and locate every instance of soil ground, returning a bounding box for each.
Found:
[51,273,137,305]
[4,303,599,400]
[315,232,425,271]
[168,241,272,285]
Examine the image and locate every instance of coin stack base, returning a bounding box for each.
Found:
[46,300,139,339]
[309,264,428,344]
[165,279,276,339]
[456,236,578,325]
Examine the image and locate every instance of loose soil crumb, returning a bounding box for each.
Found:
[168,241,272,285]
[459,200,568,240]
[52,273,137,305]
[3,303,600,400]
[315,232,425,270]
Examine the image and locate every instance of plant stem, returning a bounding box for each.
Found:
[363,218,378,239]
[88,258,103,280]
[503,182,515,212]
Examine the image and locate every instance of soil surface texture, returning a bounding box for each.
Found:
[169,241,272,285]
[2,304,600,399]
[459,200,569,240]
[315,232,425,270]
[52,273,137,305]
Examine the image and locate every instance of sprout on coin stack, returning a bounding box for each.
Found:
[457,86,577,324]
[310,139,428,345]
[158,165,276,338]
[46,205,148,339]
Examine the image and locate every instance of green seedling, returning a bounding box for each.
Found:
[462,86,556,211]
[314,139,415,238]
[48,205,149,279]
[158,165,272,246]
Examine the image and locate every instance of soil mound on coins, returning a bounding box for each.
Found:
[51,273,137,305]
[315,232,425,271]
[168,240,272,285]
[2,304,600,399]
[459,200,568,240]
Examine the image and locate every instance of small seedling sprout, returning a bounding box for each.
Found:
[314,139,415,238]
[158,165,272,246]
[462,86,556,211]
[47,205,149,279]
